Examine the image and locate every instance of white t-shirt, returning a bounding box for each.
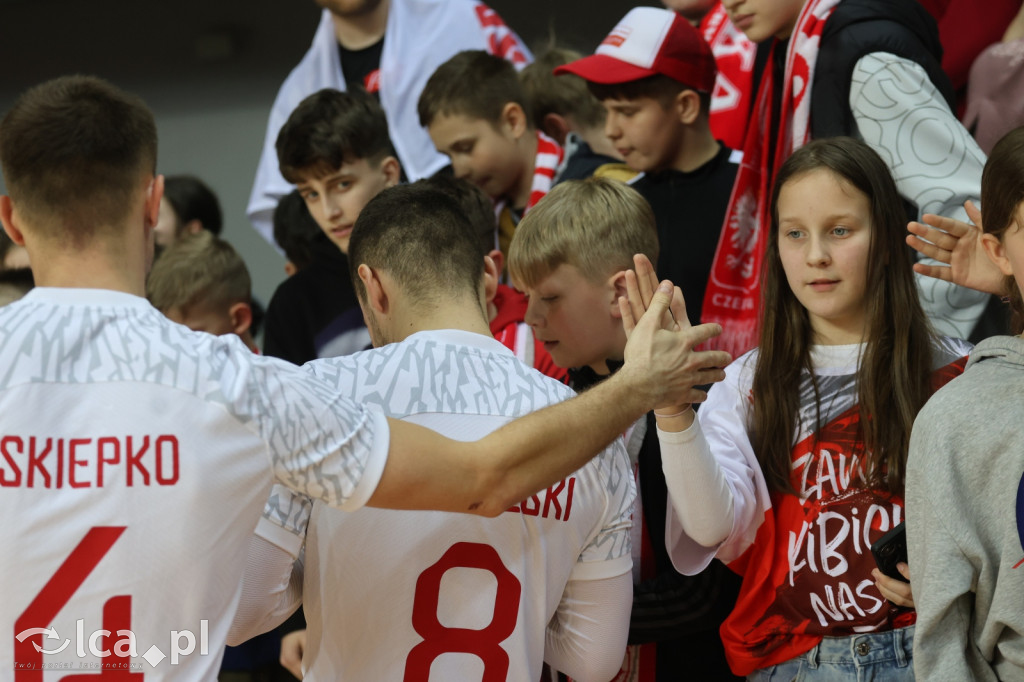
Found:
[255,329,634,680]
[0,288,389,680]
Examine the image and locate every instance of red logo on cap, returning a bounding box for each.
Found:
[601,26,631,49]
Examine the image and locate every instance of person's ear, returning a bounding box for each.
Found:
[483,251,502,304]
[145,175,165,229]
[541,113,571,146]
[357,263,390,315]
[608,270,628,319]
[675,89,702,126]
[0,196,26,246]
[981,232,1015,277]
[183,219,203,236]
[228,302,253,337]
[502,102,529,140]
[284,261,298,277]
[381,156,402,188]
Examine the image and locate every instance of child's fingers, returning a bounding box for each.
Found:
[670,286,690,331]
[633,254,660,309]
[623,269,647,323]
[618,296,637,338]
[911,260,954,283]
[964,200,983,228]
[905,233,953,265]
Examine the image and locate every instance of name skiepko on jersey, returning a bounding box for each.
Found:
[0,435,180,488]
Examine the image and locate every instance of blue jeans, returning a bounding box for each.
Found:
[748,626,914,681]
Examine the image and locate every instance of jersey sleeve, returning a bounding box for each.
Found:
[572,440,635,581]
[849,52,989,340]
[256,483,314,558]
[545,572,632,679]
[665,355,770,574]
[235,351,391,511]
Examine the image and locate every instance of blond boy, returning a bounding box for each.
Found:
[147,231,258,352]
[509,176,741,681]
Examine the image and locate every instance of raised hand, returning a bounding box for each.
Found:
[906,201,1005,296]
[618,254,731,417]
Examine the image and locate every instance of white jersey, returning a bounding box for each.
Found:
[257,329,634,681]
[0,288,389,680]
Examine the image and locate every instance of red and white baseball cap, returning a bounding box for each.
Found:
[555,7,717,93]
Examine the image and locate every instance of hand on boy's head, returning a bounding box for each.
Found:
[619,278,731,410]
[906,200,1005,296]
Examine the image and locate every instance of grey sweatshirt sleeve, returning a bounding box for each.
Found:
[906,418,999,682]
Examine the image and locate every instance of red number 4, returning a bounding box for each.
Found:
[405,542,521,681]
[14,527,140,680]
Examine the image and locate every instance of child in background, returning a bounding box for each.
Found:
[154,174,223,254]
[647,137,970,678]
[509,177,740,682]
[419,50,564,257]
[906,126,1024,681]
[146,231,258,353]
[420,173,567,383]
[273,189,328,278]
[707,0,988,355]
[558,7,740,328]
[519,47,634,183]
[262,88,399,364]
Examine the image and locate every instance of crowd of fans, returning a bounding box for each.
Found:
[3,0,1024,680]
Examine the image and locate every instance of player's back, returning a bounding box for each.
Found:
[0,289,385,679]
[297,329,633,680]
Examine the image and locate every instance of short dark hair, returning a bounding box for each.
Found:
[418,50,531,129]
[588,74,710,113]
[521,47,607,131]
[273,189,328,272]
[163,175,223,236]
[349,184,484,308]
[0,75,157,241]
[276,88,394,184]
[417,174,496,255]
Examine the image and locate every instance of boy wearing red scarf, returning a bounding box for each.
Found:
[418,50,563,259]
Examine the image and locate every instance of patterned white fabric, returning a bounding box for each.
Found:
[849,52,990,340]
[254,329,635,680]
[0,288,388,680]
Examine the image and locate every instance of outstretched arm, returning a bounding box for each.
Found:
[619,254,735,548]
[368,280,731,516]
[906,200,1005,296]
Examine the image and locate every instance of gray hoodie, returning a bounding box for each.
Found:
[907,336,1024,681]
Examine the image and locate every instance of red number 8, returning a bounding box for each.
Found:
[405,542,521,681]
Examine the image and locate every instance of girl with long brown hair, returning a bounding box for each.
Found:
[644,137,971,679]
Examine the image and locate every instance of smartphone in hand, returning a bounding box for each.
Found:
[871,522,909,583]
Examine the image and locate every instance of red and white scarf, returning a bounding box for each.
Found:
[701,0,839,357]
[497,131,564,257]
[527,131,564,211]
